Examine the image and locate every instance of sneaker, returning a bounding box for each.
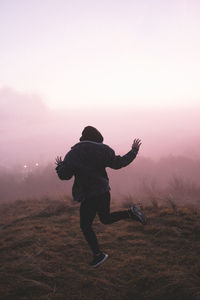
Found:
[128,205,147,225]
[90,252,108,268]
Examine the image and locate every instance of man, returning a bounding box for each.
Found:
[55,126,147,267]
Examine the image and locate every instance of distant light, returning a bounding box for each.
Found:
[35,163,39,167]
[24,165,27,168]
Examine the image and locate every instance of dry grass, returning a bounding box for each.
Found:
[0,197,200,300]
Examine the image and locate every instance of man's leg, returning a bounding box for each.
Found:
[97,192,129,224]
[80,198,100,255]
[97,192,147,225]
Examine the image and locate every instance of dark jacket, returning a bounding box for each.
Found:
[56,141,138,202]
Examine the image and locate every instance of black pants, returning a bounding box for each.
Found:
[80,192,129,255]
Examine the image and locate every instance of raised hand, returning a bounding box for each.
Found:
[55,156,63,166]
[132,138,142,151]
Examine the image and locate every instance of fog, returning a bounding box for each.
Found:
[1,87,200,203]
[1,87,200,167]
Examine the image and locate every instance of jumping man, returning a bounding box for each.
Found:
[55,126,147,267]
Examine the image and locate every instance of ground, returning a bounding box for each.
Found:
[0,197,200,300]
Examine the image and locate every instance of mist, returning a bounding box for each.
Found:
[1,87,200,167]
[1,87,200,203]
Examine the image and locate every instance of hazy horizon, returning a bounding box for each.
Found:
[1,86,200,169]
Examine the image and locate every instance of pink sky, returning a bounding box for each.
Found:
[0,0,200,110]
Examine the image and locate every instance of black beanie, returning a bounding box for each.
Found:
[80,126,104,143]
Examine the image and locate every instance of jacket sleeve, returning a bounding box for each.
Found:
[105,146,138,170]
[55,154,74,180]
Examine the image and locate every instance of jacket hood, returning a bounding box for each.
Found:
[79,126,104,143]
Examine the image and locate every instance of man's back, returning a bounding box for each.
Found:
[56,140,138,201]
[64,141,112,201]
[67,141,110,172]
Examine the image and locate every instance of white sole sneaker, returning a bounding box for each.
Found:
[90,253,109,268]
[129,206,147,225]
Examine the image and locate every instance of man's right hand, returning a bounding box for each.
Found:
[132,139,142,152]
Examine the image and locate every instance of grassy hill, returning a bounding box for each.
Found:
[0,197,200,300]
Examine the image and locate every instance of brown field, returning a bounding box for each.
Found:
[0,197,200,300]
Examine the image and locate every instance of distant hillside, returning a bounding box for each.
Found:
[0,197,199,300]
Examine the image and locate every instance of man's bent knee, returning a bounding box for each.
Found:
[99,216,111,225]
